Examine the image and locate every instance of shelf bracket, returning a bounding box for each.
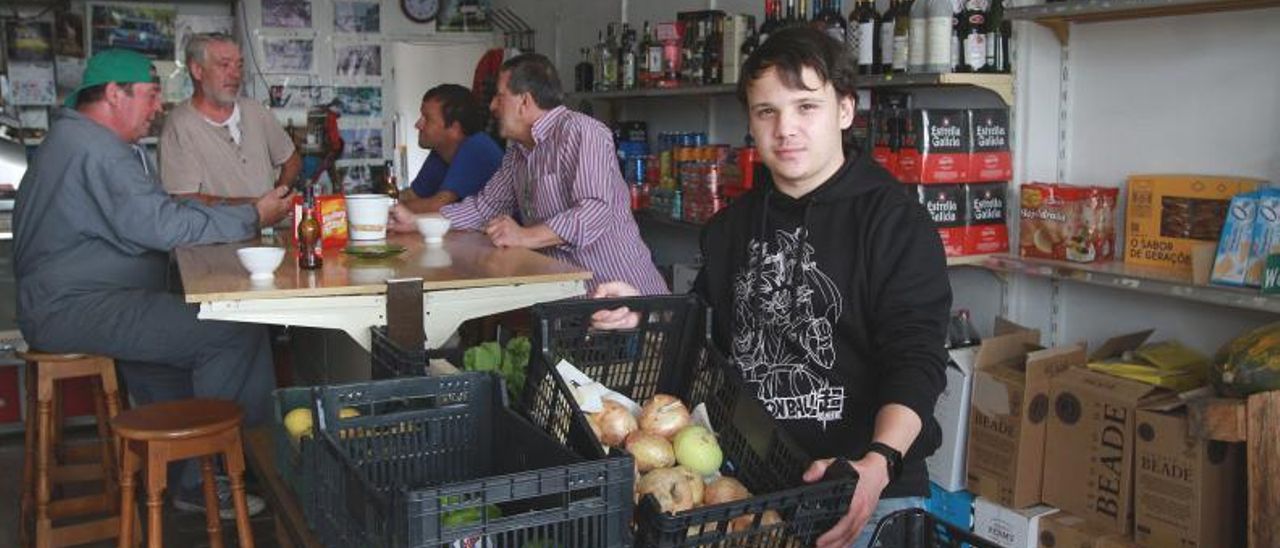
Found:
[1037,19,1070,45]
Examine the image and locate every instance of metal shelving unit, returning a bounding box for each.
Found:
[568,73,1013,105]
[984,254,1280,314]
[1007,0,1280,43]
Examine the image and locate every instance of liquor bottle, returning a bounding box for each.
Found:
[621,24,637,89]
[297,187,322,270]
[880,0,898,73]
[851,0,878,75]
[785,0,798,24]
[637,21,653,87]
[818,0,849,46]
[924,0,952,73]
[951,3,962,72]
[908,0,928,72]
[983,0,1008,73]
[645,23,665,85]
[575,47,594,92]
[960,0,988,72]
[706,17,723,84]
[595,30,613,91]
[893,0,912,72]
[759,0,782,43]
[382,160,399,199]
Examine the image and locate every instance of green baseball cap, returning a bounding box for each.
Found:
[64,49,158,107]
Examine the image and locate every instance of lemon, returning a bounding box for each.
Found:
[339,407,361,418]
[283,408,313,442]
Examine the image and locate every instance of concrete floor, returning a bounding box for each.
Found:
[0,428,280,548]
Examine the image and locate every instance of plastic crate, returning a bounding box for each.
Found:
[869,508,1002,548]
[302,372,633,547]
[271,386,317,506]
[520,295,855,547]
[370,325,428,378]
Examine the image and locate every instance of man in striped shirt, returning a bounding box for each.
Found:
[394,53,666,295]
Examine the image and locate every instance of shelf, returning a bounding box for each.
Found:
[984,254,1280,314]
[568,73,1013,105]
[634,210,704,231]
[1006,0,1280,43]
[948,253,997,267]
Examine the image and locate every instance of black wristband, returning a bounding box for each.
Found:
[865,442,903,483]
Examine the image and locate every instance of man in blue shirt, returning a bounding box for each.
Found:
[400,83,503,213]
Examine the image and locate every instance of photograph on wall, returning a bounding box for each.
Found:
[437,0,491,32]
[334,1,380,33]
[269,85,333,109]
[10,63,57,105]
[175,15,233,63]
[154,60,192,103]
[262,37,314,73]
[337,162,385,194]
[334,44,381,78]
[90,4,176,59]
[262,0,312,29]
[339,128,383,159]
[55,56,86,103]
[6,20,55,63]
[55,12,86,58]
[334,87,381,117]
[19,107,50,132]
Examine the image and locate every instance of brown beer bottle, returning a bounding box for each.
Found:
[297,187,323,270]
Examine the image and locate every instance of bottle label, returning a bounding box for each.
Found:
[926,17,951,68]
[893,34,910,68]
[826,26,846,45]
[965,33,986,70]
[880,23,895,66]
[909,20,927,67]
[858,22,875,65]
[647,46,663,75]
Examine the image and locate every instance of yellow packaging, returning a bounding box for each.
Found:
[1125,174,1265,271]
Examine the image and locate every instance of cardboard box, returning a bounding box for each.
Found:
[293,194,349,249]
[970,109,1012,182]
[966,182,1011,255]
[1133,406,1246,548]
[1042,331,1178,536]
[720,14,752,84]
[973,497,1058,548]
[927,482,976,530]
[922,184,966,257]
[1124,174,1264,271]
[966,319,1085,509]
[900,109,970,184]
[1037,512,1138,548]
[929,345,978,491]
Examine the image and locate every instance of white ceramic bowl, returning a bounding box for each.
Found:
[415,215,451,243]
[237,247,286,280]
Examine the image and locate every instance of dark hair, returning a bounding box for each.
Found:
[422,84,488,135]
[74,82,141,109]
[736,26,858,107]
[500,53,563,110]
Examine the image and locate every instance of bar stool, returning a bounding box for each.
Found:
[112,398,254,548]
[19,351,122,548]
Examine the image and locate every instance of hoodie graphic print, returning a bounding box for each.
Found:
[732,226,845,427]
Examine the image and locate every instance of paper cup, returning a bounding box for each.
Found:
[346,194,394,240]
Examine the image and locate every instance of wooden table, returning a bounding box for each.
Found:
[244,428,322,548]
[175,231,592,349]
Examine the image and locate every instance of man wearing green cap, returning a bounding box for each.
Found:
[13,49,293,519]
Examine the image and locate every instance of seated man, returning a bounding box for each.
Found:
[14,50,293,518]
[400,83,503,213]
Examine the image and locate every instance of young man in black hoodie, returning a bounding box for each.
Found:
[592,26,951,547]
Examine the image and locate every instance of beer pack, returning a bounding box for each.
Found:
[899,109,970,184]
[970,109,1012,182]
[965,182,1010,255]
[871,92,910,179]
[921,183,966,257]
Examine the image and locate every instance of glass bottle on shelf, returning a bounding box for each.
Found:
[638,21,655,87]
[575,47,594,92]
[818,0,849,46]
[893,0,912,73]
[851,0,878,75]
[960,0,989,73]
[759,0,781,43]
[600,25,617,91]
[925,0,953,73]
[621,23,637,90]
[879,0,897,73]
[908,0,929,72]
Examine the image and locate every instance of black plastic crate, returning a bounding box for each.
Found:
[869,508,1001,548]
[302,372,633,547]
[271,386,319,507]
[520,295,855,547]
[371,325,428,378]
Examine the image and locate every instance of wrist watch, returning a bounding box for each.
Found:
[865,442,903,483]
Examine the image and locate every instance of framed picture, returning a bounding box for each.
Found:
[334,44,381,78]
[334,86,382,117]
[437,0,490,32]
[261,37,314,73]
[6,20,55,63]
[89,3,177,59]
[334,1,380,34]
[268,84,332,109]
[55,12,86,58]
[339,127,383,159]
[262,0,312,29]
[175,15,233,63]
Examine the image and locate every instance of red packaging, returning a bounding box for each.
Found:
[922,184,966,257]
[900,109,970,184]
[969,109,1012,182]
[1019,183,1119,262]
[871,107,897,177]
[292,194,349,249]
[964,182,1010,255]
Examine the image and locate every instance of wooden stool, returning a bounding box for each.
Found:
[112,399,254,548]
[19,351,123,548]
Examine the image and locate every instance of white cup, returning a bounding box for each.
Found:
[415,214,451,244]
[345,194,394,241]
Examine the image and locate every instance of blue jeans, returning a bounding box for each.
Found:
[852,496,927,548]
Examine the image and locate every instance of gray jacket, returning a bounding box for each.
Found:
[13,108,259,331]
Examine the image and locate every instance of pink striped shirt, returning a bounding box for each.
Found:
[441,106,668,295]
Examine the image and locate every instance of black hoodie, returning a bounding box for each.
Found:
[693,150,950,498]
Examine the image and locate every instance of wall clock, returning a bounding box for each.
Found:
[401,0,439,23]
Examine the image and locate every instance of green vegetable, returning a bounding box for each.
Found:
[464,336,531,402]
[439,495,501,527]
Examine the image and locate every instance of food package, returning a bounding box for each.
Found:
[1019,183,1118,263]
[1246,189,1280,286]
[1211,192,1258,286]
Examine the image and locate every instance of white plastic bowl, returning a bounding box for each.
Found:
[237,247,286,280]
[415,215,451,244]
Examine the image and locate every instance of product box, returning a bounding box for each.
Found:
[293,194,349,249]
[973,497,1058,548]
[1211,192,1258,286]
[1124,174,1265,271]
[720,14,753,84]
[966,319,1085,509]
[929,345,978,491]
[928,482,976,531]
[1019,183,1119,263]
[1042,331,1178,536]
[966,182,1010,255]
[922,183,966,257]
[1037,512,1138,548]
[970,109,1012,182]
[899,109,970,184]
[1133,405,1246,548]
[1245,188,1280,286]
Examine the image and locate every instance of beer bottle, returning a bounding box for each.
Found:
[297,187,323,270]
[382,160,399,199]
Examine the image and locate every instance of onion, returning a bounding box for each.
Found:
[729,509,781,533]
[639,394,691,439]
[637,466,704,514]
[625,431,676,472]
[703,477,750,506]
[594,400,638,447]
